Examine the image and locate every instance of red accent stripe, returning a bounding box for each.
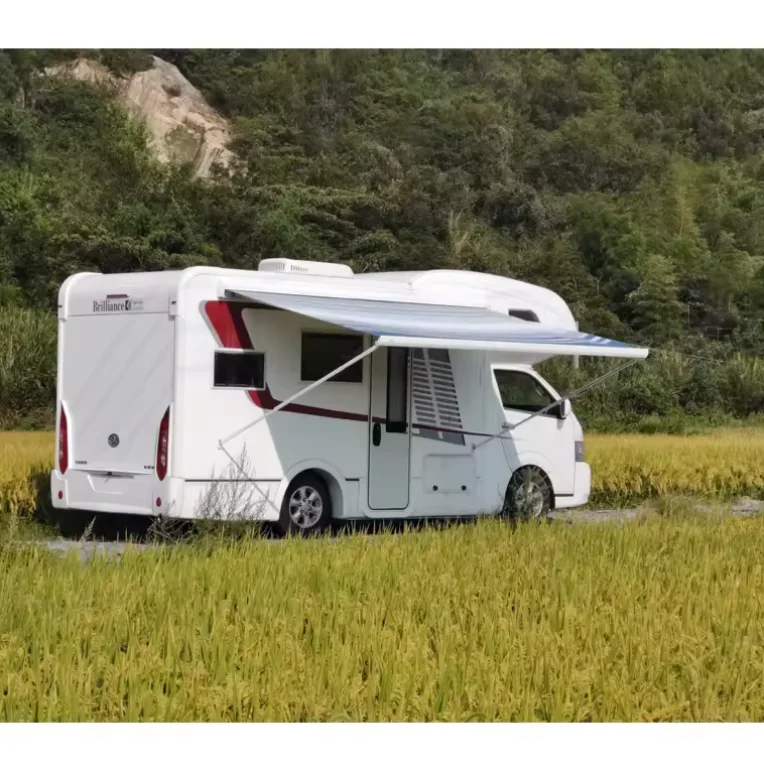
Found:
[248,388,383,423]
[204,301,253,350]
[247,388,486,435]
[203,300,488,436]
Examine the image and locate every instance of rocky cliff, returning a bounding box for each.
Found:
[46,55,234,179]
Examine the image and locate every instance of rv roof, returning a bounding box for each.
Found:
[59,264,583,337]
[355,269,575,328]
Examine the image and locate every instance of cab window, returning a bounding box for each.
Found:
[493,369,555,413]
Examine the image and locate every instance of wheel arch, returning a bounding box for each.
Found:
[512,451,559,499]
[276,460,346,519]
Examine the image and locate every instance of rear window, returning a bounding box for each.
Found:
[214,351,265,389]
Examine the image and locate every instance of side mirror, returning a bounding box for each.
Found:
[556,399,570,419]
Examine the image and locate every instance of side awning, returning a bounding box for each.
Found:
[226,289,649,360]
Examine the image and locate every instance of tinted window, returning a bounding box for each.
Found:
[508,309,540,322]
[494,370,555,413]
[214,352,265,389]
[301,333,364,383]
[386,347,409,433]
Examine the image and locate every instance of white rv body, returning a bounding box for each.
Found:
[50,261,648,525]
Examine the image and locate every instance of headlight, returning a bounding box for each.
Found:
[575,440,585,462]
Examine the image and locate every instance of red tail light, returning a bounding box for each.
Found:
[58,406,69,474]
[156,407,170,481]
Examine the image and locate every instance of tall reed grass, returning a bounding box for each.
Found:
[0,431,53,517]
[0,307,57,429]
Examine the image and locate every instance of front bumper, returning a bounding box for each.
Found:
[555,462,591,509]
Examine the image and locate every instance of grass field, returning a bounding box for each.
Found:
[2,515,764,721]
[2,429,764,721]
[3,429,764,518]
[0,431,53,518]
[586,428,764,504]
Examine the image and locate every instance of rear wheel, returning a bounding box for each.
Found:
[503,467,552,522]
[276,473,331,537]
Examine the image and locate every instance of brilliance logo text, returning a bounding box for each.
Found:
[92,297,144,313]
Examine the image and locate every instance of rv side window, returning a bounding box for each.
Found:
[386,347,409,433]
[301,333,364,383]
[214,351,265,389]
[508,309,540,322]
[493,369,555,413]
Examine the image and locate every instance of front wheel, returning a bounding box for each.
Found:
[276,473,331,537]
[502,467,552,522]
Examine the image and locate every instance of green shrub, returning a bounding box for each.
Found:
[0,307,57,428]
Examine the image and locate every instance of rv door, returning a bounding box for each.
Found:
[368,346,412,510]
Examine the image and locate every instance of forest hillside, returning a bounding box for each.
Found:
[3,49,764,430]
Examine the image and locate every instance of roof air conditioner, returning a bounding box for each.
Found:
[257,258,354,278]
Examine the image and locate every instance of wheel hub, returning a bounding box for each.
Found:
[513,479,545,519]
[288,486,323,529]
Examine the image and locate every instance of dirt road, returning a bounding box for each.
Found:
[29,499,763,562]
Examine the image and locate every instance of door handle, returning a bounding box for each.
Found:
[501,422,511,430]
[372,422,381,446]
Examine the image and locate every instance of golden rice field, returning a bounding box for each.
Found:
[2,428,764,517]
[2,516,764,721]
[587,428,764,504]
[2,429,764,721]
[0,431,53,517]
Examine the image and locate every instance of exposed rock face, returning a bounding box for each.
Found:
[46,56,234,179]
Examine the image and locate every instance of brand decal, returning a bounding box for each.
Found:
[108,433,120,448]
[93,294,144,313]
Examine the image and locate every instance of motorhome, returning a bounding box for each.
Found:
[50,260,649,535]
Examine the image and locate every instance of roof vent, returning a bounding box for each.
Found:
[257,258,354,278]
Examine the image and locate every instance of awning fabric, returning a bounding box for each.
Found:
[227,289,649,359]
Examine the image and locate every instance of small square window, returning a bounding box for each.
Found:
[214,351,265,389]
[301,333,364,383]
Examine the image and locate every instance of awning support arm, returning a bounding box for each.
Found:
[218,340,379,449]
[472,358,640,452]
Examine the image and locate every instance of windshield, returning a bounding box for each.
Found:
[493,369,556,413]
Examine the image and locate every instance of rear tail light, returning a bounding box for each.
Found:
[58,406,69,474]
[156,407,170,481]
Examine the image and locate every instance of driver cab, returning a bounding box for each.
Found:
[489,363,583,502]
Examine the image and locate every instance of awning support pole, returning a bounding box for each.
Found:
[218,340,379,449]
[472,358,640,452]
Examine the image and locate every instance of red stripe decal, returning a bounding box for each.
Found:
[247,389,483,433]
[204,300,484,434]
[248,389,383,423]
[204,300,374,421]
[204,301,253,349]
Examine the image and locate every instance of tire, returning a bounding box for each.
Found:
[502,467,552,522]
[276,473,331,537]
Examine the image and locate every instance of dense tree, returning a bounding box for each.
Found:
[4,49,764,429]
